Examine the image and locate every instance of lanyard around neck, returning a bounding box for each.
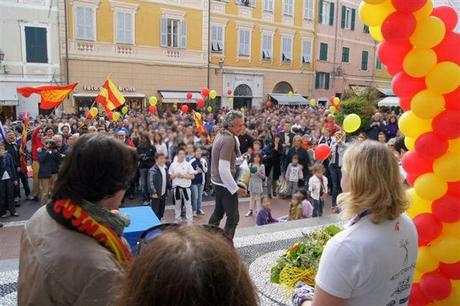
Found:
[350,209,370,226]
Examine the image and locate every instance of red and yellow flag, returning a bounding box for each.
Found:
[193,111,206,135]
[20,114,29,173]
[95,79,125,112]
[17,83,78,110]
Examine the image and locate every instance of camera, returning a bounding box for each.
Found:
[45,140,57,150]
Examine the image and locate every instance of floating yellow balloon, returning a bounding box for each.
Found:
[149,96,158,106]
[309,98,316,106]
[410,16,446,49]
[429,236,460,264]
[406,188,432,218]
[209,89,217,100]
[398,111,432,138]
[329,106,337,114]
[343,114,361,133]
[207,106,213,112]
[414,173,447,201]
[121,106,129,115]
[89,107,98,117]
[411,90,445,119]
[433,152,460,182]
[358,0,395,26]
[405,137,416,150]
[414,0,433,20]
[288,91,294,97]
[363,0,385,4]
[369,25,383,42]
[426,62,460,94]
[403,49,437,78]
[112,112,121,122]
[416,247,439,274]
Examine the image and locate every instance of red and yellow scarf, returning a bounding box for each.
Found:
[47,199,132,265]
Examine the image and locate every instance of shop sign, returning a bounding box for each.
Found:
[82,85,136,92]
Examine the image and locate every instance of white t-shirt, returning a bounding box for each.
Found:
[168,160,194,188]
[316,214,418,306]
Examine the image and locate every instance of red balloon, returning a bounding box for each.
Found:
[432,193,460,223]
[445,88,460,111]
[201,88,209,97]
[406,174,417,187]
[196,98,205,108]
[433,32,460,65]
[400,97,412,111]
[381,12,416,44]
[329,96,335,103]
[87,113,94,120]
[378,41,412,72]
[432,110,460,140]
[409,283,432,306]
[149,105,157,114]
[413,213,443,245]
[449,181,460,197]
[415,132,449,160]
[186,92,193,100]
[314,144,331,161]
[401,151,433,176]
[227,89,233,95]
[392,0,426,13]
[420,272,452,301]
[107,111,113,120]
[392,72,426,99]
[439,262,460,280]
[432,6,459,32]
[265,101,272,107]
[181,105,189,113]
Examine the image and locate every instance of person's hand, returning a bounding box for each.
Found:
[237,188,247,197]
[151,193,159,199]
[14,180,18,186]
[17,167,20,172]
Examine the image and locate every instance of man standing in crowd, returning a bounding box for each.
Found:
[5,130,23,204]
[365,112,387,141]
[329,131,347,213]
[280,121,294,172]
[209,111,247,239]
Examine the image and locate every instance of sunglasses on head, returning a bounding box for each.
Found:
[136,223,232,255]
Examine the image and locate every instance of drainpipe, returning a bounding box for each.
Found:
[64,0,70,85]
[331,0,340,95]
[207,0,211,89]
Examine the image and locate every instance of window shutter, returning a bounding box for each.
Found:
[325,73,330,89]
[362,51,368,70]
[25,27,47,63]
[126,13,133,44]
[116,12,124,43]
[341,6,346,28]
[76,7,85,39]
[180,20,187,48]
[85,8,94,40]
[351,9,356,31]
[160,18,168,47]
[315,72,320,89]
[329,2,334,26]
[318,0,323,22]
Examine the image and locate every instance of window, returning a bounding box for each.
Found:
[302,39,312,64]
[376,57,382,70]
[319,42,328,61]
[25,26,48,63]
[363,25,370,33]
[262,33,273,60]
[160,18,187,49]
[315,72,330,89]
[239,29,250,57]
[75,6,95,40]
[341,6,356,30]
[282,36,292,63]
[319,0,334,25]
[342,47,350,63]
[211,25,224,53]
[361,50,369,71]
[116,12,134,44]
[264,0,274,12]
[304,0,314,20]
[284,0,294,16]
[237,0,255,7]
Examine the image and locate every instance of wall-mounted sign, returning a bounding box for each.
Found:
[82,85,136,92]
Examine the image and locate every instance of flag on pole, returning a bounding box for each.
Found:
[17,83,78,110]
[0,120,6,141]
[193,111,206,135]
[20,114,29,173]
[95,79,125,112]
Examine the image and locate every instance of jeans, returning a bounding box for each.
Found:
[313,199,324,217]
[139,168,150,201]
[174,187,192,224]
[208,184,239,239]
[15,171,31,198]
[287,181,299,197]
[191,184,204,212]
[0,179,15,215]
[328,164,342,208]
[151,194,166,220]
[40,178,51,206]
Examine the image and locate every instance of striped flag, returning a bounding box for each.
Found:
[193,111,206,135]
[20,114,29,173]
[95,79,125,112]
[17,83,78,110]
[0,120,6,141]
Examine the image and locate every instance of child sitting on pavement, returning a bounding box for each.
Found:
[256,198,278,226]
[298,189,313,219]
[288,192,305,221]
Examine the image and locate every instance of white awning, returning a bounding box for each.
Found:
[159,91,201,103]
[376,87,394,96]
[378,97,400,107]
[270,93,309,105]
[0,85,19,105]
[72,93,145,98]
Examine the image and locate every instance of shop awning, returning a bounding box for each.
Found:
[376,87,394,96]
[270,93,309,105]
[159,91,201,103]
[0,85,19,105]
[378,97,400,107]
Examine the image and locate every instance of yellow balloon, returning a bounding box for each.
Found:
[209,89,217,100]
[411,90,445,119]
[429,236,460,264]
[410,16,446,49]
[288,91,294,97]
[414,173,448,201]
[195,112,202,120]
[207,106,213,112]
[112,112,121,122]
[405,137,416,150]
[434,286,460,306]
[369,25,383,42]
[358,0,395,26]
[413,270,422,283]
[121,106,129,115]
[443,221,460,239]
[416,247,439,273]
[309,98,316,106]
[449,138,460,154]
[89,107,98,117]
[149,96,158,106]
[398,111,432,138]
[414,0,433,20]
[343,114,361,133]
[363,0,386,4]
[329,106,337,114]
[406,188,432,218]
[434,152,460,182]
[426,62,460,94]
[403,49,437,78]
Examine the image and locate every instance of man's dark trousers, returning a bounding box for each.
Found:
[208,184,239,239]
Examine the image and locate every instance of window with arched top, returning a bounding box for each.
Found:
[272,81,294,93]
[234,84,253,97]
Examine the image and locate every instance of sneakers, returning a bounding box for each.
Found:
[198,209,205,215]
[0,214,7,218]
[193,212,197,217]
[143,201,150,206]
[245,210,253,217]
[27,195,34,201]
[11,212,19,217]
[14,197,20,203]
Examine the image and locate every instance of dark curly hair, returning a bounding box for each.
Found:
[52,133,138,203]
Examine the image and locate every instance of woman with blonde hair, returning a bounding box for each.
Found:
[311,140,418,306]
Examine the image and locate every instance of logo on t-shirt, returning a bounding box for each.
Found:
[394,221,400,232]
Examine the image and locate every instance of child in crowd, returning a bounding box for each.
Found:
[185,144,195,162]
[308,163,328,217]
[0,141,18,218]
[246,153,266,217]
[288,192,305,221]
[190,146,208,217]
[256,198,278,226]
[285,155,303,198]
[148,153,169,220]
[298,190,313,219]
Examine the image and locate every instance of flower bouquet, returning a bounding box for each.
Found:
[271,225,342,288]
